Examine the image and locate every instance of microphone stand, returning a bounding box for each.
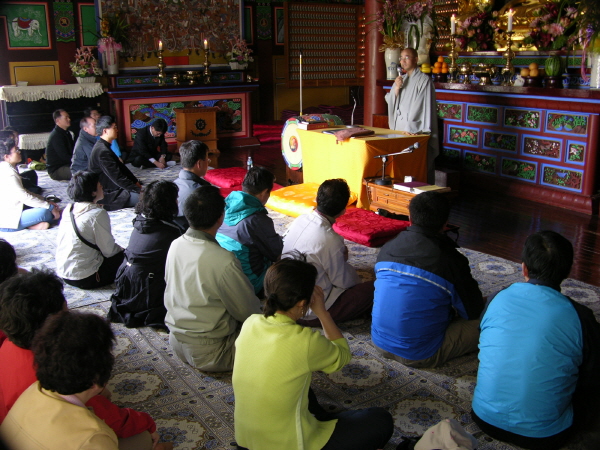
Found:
[373,146,416,186]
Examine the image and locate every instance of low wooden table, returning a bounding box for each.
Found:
[363,178,416,217]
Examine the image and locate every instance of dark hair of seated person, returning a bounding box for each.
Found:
[242,167,275,196]
[0,139,16,159]
[0,131,16,146]
[408,191,451,231]
[179,140,208,169]
[135,180,179,221]
[83,106,101,118]
[52,109,66,123]
[263,253,318,317]
[0,268,66,349]
[522,230,573,286]
[32,311,115,395]
[95,115,116,137]
[67,171,100,203]
[0,238,18,284]
[183,185,225,230]
[151,118,168,133]
[316,178,350,217]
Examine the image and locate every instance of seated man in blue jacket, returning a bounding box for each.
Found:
[472,230,600,450]
[216,167,282,295]
[372,191,484,368]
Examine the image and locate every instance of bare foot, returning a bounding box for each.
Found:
[27,222,50,230]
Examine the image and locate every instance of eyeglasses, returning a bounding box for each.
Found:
[399,56,415,61]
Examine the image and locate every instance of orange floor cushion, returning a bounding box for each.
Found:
[332,207,409,247]
[266,182,357,218]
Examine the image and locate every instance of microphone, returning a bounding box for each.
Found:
[373,141,420,158]
[350,90,357,127]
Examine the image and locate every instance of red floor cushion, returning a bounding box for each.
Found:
[204,167,247,188]
[333,207,409,247]
[219,182,284,199]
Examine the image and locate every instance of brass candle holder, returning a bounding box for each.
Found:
[501,31,515,86]
[447,34,459,83]
[202,48,211,84]
[157,47,166,86]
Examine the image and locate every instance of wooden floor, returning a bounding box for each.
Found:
[219,141,600,288]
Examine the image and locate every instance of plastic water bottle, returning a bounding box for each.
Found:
[247,156,253,171]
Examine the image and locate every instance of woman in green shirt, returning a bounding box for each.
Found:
[233,257,393,450]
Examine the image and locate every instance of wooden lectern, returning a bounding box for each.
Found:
[173,107,219,153]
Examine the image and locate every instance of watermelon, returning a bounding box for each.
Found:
[545,55,562,77]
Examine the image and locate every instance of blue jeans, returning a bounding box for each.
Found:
[0,205,56,232]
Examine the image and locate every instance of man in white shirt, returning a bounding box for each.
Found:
[282,179,374,326]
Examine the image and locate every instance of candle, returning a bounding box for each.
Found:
[507,9,514,32]
[204,39,208,50]
[451,14,456,35]
[158,40,163,51]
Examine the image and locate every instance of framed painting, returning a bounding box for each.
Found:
[275,6,284,45]
[1,2,51,49]
[78,3,96,47]
[243,5,253,45]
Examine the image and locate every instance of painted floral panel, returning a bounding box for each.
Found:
[464,152,496,173]
[523,137,560,159]
[437,103,462,120]
[504,109,540,129]
[547,113,588,135]
[543,166,583,190]
[483,131,517,152]
[468,105,498,124]
[449,127,478,146]
[567,143,585,162]
[501,159,537,180]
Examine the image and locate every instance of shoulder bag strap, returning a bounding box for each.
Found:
[69,203,101,252]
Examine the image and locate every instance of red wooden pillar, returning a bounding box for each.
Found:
[364,0,385,126]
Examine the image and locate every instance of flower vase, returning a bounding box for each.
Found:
[106,46,119,75]
[229,62,248,70]
[76,77,96,84]
[402,18,433,66]
[590,52,600,89]
[384,48,401,80]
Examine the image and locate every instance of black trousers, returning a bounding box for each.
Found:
[237,388,394,450]
[63,251,125,289]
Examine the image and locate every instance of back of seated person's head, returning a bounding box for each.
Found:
[243,167,275,196]
[183,186,225,230]
[522,230,573,286]
[96,115,115,136]
[32,311,115,395]
[0,268,66,349]
[263,252,317,317]
[2,126,19,137]
[152,118,168,133]
[0,139,16,158]
[179,140,208,169]
[0,131,16,145]
[52,109,66,123]
[316,179,350,217]
[0,238,18,284]
[68,171,100,203]
[408,191,450,231]
[135,180,179,220]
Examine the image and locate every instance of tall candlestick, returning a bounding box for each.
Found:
[158,40,163,51]
[204,39,208,50]
[299,49,303,115]
[507,9,514,32]
[451,14,456,35]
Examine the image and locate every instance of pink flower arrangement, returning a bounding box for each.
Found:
[98,37,122,68]
[524,0,578,50]
[69,47,103,78]
[371,0,406,50]
[227,36,254,64]
[456,6,500,51]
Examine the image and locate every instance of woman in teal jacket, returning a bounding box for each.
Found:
[232,256,393,450]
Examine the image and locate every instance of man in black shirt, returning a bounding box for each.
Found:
[130,118,171,169]
[46,110,74,180]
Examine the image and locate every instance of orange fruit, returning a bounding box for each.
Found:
[442,62,448,68]
[437,56,445,63]
[441,67,449,73]
[432,67,441,74]
[529,68,539,77]
[434,62,442,69]
[529,62,538,70]
[520,68,530,77]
